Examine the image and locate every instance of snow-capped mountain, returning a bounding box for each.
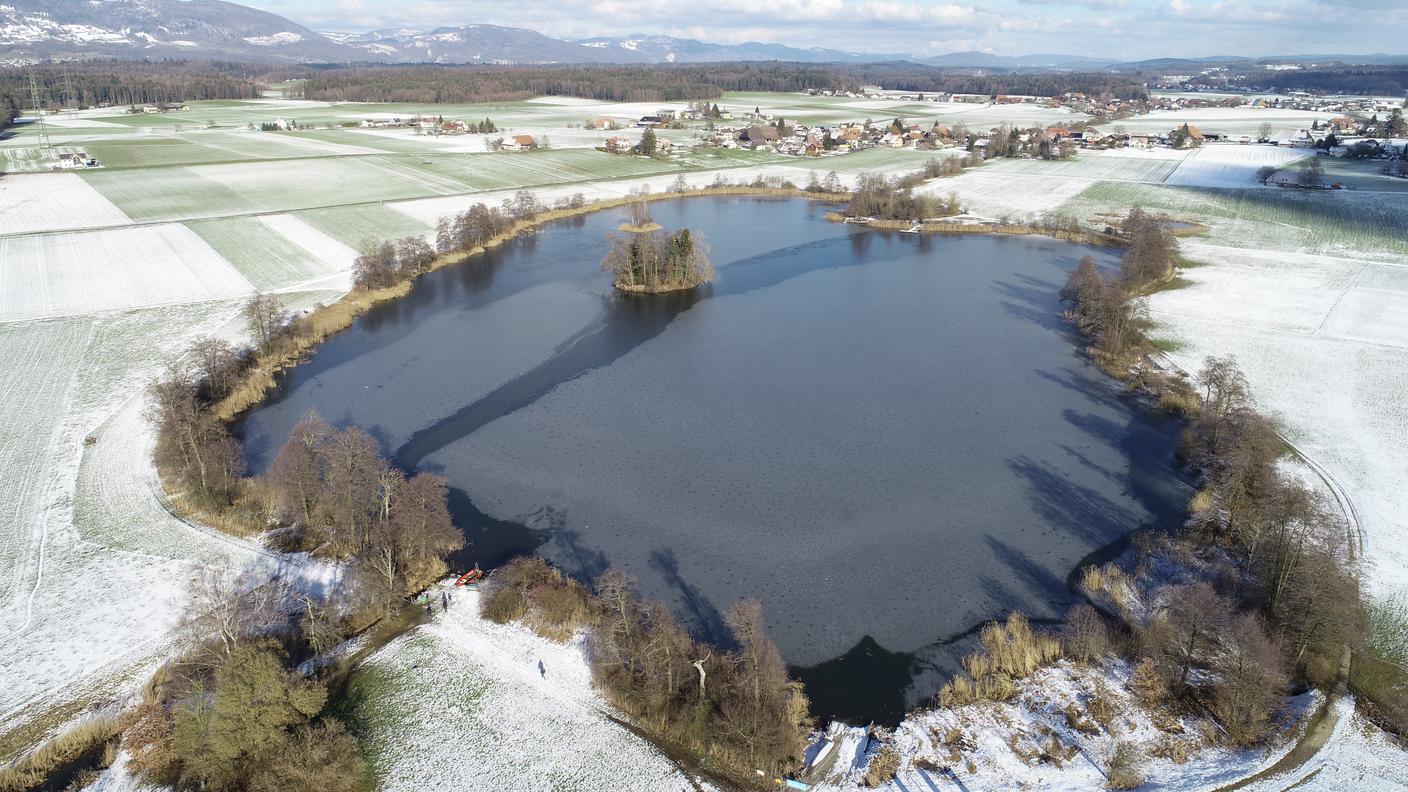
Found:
[330,24,653,64]
[574,34,907,64]
[0,0,360,62]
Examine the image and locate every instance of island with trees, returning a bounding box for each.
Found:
[602,227,714,293]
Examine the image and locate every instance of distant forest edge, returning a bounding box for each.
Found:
[293,63,1152,103]
[3,60,1405,116]
[0,61,265,109]
[1254,66,1408,96]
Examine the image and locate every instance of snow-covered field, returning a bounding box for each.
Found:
[0,224,253,321]
[348,587,718,792]
[1163,144,1306,189]
[0,173,131,234]
[922,168,1097,218]
[1148,243,1408,597]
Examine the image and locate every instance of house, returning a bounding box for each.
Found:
[636,115,664,128]
[740,125,781,146]
[590,117,616,130]
[501,134,536,151]
[1266,171,1304,188]
[605,136,633,153]
[656,109,677,121]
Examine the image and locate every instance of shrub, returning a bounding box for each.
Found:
[1105,741,1145,790]
[480,557,594,640]
[1128,656,1170,707]
[862,745,901,787]
[1064,604,1112,664]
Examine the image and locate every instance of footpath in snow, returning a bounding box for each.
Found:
[350,585,718,792]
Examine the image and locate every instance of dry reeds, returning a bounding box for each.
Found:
[861,745,901,787]
[1188,489,1215,514]
[1080,563,1138,616]
[0,715,120,792]
[938,613,1063,707]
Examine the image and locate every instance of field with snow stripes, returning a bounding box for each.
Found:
[1164,144,1306,189]
[979,153,1185,183]
[0,224,253,321]
[296,204,432,248]
[1060,181,1408,261]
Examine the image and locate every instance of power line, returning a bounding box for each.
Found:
[27,73,50,149]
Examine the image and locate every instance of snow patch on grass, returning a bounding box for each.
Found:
[348,587,717,792]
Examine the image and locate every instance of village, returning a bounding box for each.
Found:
[333,90,1408,174]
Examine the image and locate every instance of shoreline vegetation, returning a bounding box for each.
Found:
[115,166,1404,791]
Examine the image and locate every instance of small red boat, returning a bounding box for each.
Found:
[455,566,484,588]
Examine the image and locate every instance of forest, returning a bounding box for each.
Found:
[843,63,1150,100]
[1,61,266,110]
[294,62,1150,104]
[297,62,849,103]
[1242,65,1408,95]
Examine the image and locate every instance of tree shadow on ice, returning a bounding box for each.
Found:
[1061,407,1131,454]
[991,272,1066,332]
[648,547,729,647]
[1006,454,1139,548]
[980,535,1075,618]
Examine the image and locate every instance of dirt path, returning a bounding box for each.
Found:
[1215,696,1345,791]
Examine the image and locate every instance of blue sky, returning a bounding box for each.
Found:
[247,0,1406,59]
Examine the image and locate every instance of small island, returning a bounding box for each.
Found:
[602,227,714,293]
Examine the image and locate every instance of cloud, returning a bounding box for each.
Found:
[237,0,1406,61]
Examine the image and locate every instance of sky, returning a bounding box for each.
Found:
[243,0,1407,60]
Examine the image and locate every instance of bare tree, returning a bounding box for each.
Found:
[190,337,242,402]
[242,291,287,354]
[182,565,291,663]
[1213,613,1290,746]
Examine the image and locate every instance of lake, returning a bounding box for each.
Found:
[239,196,1188,724]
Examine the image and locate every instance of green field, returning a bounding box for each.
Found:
[80,147,771,223]
[187,216,331,288]
[297,205,431,248]
[1060,180,1408,259]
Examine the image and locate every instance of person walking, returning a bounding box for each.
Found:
[537,658,546,679]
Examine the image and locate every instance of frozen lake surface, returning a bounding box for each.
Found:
[240,197,1188,723]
